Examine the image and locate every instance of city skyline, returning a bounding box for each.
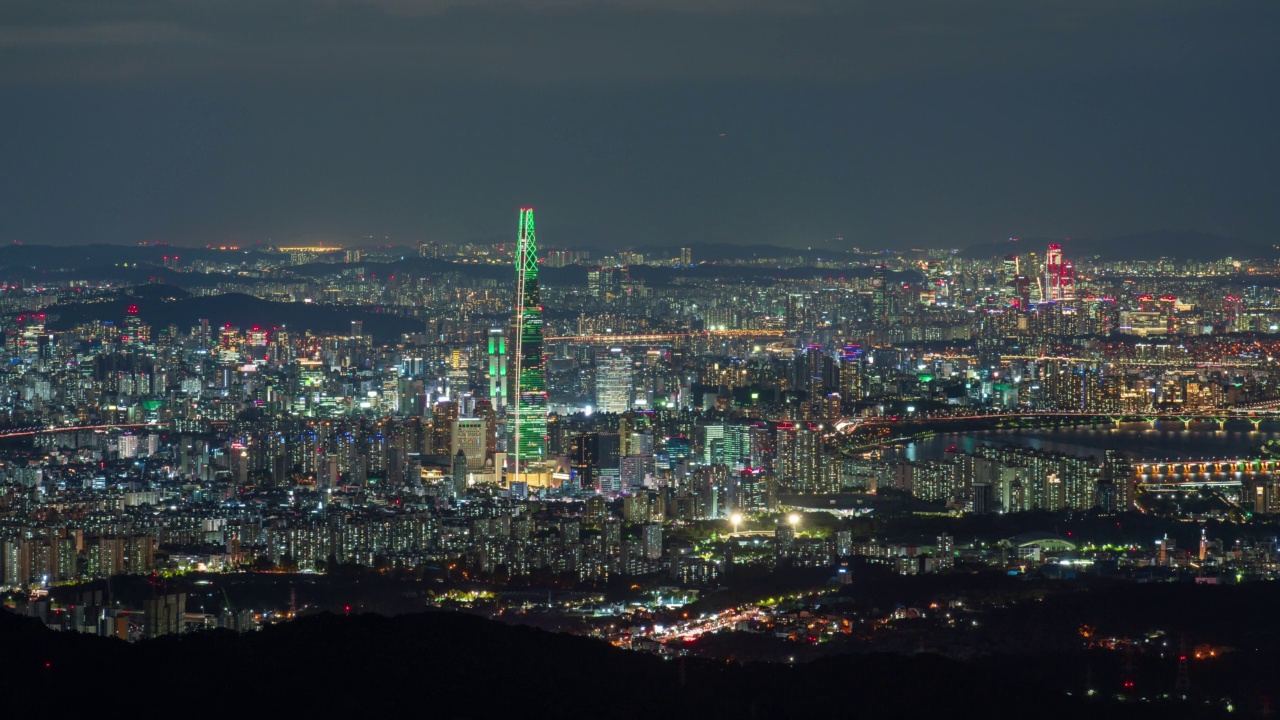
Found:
[5,2,1280,716]
[0,207,1278,714]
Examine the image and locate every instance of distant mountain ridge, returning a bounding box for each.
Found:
[0,606,1102,717]
[631,243,887,262]
[963,231,1275,261]
[41,290,422,343]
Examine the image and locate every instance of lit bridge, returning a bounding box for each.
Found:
[545,329,786,343]
[0,423,159,439]
[848,409,1280,431]
[1135,458,1280,477]
[1131,457,1280,494]
[999,355,1273,369]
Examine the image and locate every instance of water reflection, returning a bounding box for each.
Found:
[902,423,1280,462]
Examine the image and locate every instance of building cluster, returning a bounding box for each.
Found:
[1,220,1280,610]
[883,446,1133,513]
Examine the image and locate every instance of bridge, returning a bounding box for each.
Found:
[1132,458,1280,494]
[845,409,1280,433]
[544,329,786,343]
[0,423,159,439]
[999,354,1272,369]
[1135,458,1280,478]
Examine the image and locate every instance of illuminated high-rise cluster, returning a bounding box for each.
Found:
[1045,243,1075,301]
[508,207,548,483]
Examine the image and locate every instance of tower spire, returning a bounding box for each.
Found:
[509,207,548,487]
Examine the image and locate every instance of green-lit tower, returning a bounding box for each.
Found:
[508,207,549,485]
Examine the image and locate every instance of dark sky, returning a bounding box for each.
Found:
[1,1,1277,251]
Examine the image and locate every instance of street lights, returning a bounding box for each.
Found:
[788,513,800,528]
[730,512,742,535]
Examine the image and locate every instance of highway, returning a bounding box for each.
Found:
[0,422,160,439]
[545,329,785,343]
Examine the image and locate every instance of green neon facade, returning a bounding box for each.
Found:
[509,207,547,471]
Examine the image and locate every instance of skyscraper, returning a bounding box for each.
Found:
[487,327,507,411]
[595,347,632,414]
[1045,243,1076,302]
[1002,254,1020,287]
[451,416,487,469]
[1045,244,1063,301]
[509,208,549,486]
[124,304,148,347]
[799,344,827,399]
[870,264,888,323]
[1026,251,1043,303]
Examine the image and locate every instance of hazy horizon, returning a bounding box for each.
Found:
[2,1,1277,250]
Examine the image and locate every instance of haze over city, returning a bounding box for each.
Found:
[2,1,1278,249]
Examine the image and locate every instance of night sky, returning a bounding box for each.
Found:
[1,1,1277,250]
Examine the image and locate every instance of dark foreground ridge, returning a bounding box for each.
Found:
[0,608,1238,718]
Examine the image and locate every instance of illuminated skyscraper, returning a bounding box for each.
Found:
[870,264,888,323]
[1044,243,1076,302]
[1046,244,1063,301]
[487,327,508,411]
[124,304,148,347]
[451,416,487,469]
[595,347,632,414]
[509,208,549,485]
[1002,254,1020,287]
[1026,251,1043,303]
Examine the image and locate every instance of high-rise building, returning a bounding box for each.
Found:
[620,454,656,489]
[474,398,498,460]
[1044,243,1076,302]
[451,417,487,469]
[487,328,507,411]
[799,344,829,399]
[1002,254,1020,288]
[118,434,139,459]
[1101,449,1133,512]
[1026,251,1043,302]
[432,400,459,454]
[1059,260,1075,301]
[642,524,663,559]
[1045,244,1063,301]
[570,432,598,491]
[595,347,632,414]
[123,304,148,347]
[596,432,622,492]
[837,345,863,400]
[776,423,837,493]
[452,449,469,497]
[870,264,888,323]
[587,267,617,299]
[508,208,549,486]
[678,247,692,266]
